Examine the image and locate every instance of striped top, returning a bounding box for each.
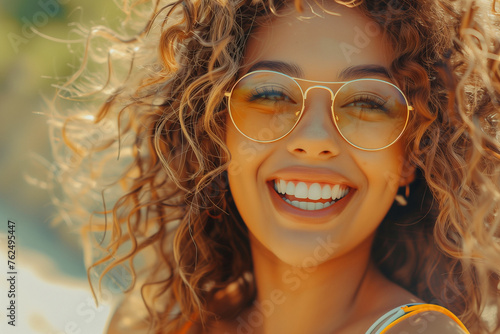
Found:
[177,303,469,334]
[365,303,469,334]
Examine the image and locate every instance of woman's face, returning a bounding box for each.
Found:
[226,3,412,266]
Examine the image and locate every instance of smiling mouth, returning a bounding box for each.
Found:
[272,179,351,211]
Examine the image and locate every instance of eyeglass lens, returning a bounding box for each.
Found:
[229,71,408,150]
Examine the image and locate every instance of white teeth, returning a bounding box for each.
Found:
[280,179,286,194]
[337,185,347,200]
[274,179,351,211]
[295,182,308,199]
[321,184,332,199]
[274,179,350,199]
[282,197,336,210]
[331,185,348,200]
[331,184,340,200]
[308,183,322,200]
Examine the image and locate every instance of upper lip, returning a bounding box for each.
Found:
[267,166,357,188]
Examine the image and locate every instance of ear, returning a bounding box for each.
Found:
[398,162,416,187]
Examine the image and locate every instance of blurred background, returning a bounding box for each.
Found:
[0,1,130,332]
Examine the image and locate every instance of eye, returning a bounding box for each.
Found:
[343,94,388,113]
[248,85,296,104]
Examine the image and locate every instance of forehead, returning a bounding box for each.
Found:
[242,3,393,81]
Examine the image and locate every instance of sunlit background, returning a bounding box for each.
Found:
[0,1,131,333]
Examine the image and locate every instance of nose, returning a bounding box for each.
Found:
[285,89,342,159]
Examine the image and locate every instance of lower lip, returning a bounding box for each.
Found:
[267,182,355,224]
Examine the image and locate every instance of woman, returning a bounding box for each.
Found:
[51,0,500,333]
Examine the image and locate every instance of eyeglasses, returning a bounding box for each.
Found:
[225,70,413,151]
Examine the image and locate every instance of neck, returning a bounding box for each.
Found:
[239,233,380,334]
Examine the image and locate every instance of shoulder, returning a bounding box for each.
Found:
[105,295,151,334]
[384,305,469,334]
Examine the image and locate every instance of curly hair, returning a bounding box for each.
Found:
[49,0,500,333]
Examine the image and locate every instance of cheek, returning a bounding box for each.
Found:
[358,147,406,196]
[225,120,268,202]
[226,121,279,240]
[226,121,259,178]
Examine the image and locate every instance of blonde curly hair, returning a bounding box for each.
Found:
[49,0,500,333]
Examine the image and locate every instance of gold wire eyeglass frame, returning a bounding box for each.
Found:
[224,70,414,151]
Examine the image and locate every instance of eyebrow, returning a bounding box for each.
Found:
[246,61,391,81]
[247,61,304,77]
[337,65,392,80]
